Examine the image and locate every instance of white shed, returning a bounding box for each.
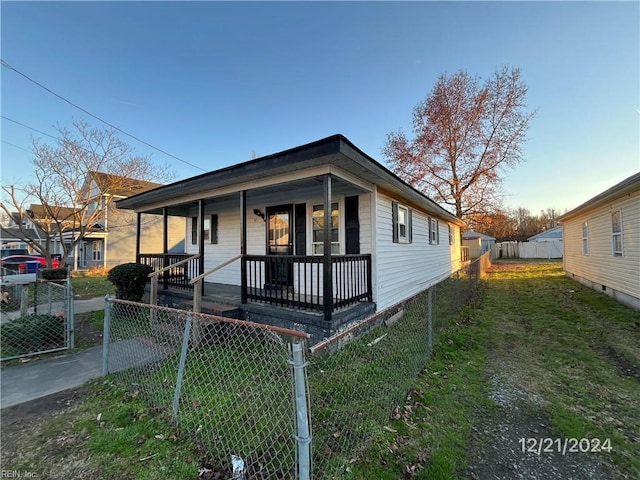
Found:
[462,231,496,259]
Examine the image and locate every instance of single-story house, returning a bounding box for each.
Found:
[116,134,466,340]
[558,172,640,310]
[462,231,496,259]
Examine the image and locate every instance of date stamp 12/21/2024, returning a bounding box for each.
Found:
[519,437,612,456]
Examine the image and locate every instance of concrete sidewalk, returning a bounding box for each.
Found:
[1,296,107,409]
[1,345,103,409]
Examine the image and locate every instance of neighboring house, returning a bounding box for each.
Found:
[1,208,66,254]
[116,134,466,340]
[51,171,186,270]
[0,225,40,252]
[559,172,640,310]
[521,225,563,259]
[527,225,563,243]
[462,231,496,259]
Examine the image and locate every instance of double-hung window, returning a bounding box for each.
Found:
[429,217,439,245]
[392,202,412,244]
[611,210,623,256]
[92,241,102,261]
[312,202,340,255]
[582,221,589,255]
[192,215,219,245]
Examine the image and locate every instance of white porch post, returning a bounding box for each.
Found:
[73,238,79,271]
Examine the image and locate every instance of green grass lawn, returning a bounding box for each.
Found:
[3,260,638,479]
[71,276,114,299]
[350,260,639,479]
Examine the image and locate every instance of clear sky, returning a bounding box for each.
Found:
[1,1,638,216]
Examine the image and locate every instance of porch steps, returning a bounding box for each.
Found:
[183,299,243,319]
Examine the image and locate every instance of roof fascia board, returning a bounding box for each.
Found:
[125,164,334,214]
[337,138,464,226]
[559,172,640,222]
[327,164,375,192]
[117,136,342,210]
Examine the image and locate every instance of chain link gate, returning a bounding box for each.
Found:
[0,278,75,361]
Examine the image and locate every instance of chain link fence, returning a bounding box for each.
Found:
[103,298,310,479]
[307,255,488,478]
[103,253,490,479]
[1,279,74,361]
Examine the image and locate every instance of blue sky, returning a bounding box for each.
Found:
[1,1,638,215]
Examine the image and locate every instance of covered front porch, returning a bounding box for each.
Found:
[133,171,376,337]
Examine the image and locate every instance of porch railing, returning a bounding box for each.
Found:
[137,253,200,290]
[244,254,372,313]
[461,246,470,263]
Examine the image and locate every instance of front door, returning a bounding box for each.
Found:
[266,204,293,288]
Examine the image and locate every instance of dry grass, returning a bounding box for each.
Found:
[71,266,111,278]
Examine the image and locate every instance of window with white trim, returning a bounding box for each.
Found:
[582,221,589,255]
[92,241,102,261]
[611,210,623,256]
[429,217,439,245]
[392,202,412,244]
[203,217,210,243]
[398,205,409,242]
[448,225,454,245]
[192,216,217,244]
[312,202,340,255]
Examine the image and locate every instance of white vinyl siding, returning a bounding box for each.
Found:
[186,186,372,288]
[563,188,640,302]
[375,192,458,311]
[187,197,241,286]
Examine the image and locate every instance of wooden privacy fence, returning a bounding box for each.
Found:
[491,241,562,259]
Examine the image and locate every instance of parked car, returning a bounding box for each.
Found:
[0,248,29,258]
[0,255,60,273]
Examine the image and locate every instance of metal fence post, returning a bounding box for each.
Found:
[20,284,29,316]
[427,287,433,353]
[291,342,311,480]
[172,314,193,424]
[455,270,461,310]
[47,282,53,315]
[102,295,112,375]
[68,281,75,349]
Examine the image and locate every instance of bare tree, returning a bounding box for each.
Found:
[1,119,174,267]
[383,66,536,222]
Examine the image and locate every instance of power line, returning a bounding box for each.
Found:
[1,59,207,173]
[2,114,143,161]
[2,116,58,140]
[1,140,32,154]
